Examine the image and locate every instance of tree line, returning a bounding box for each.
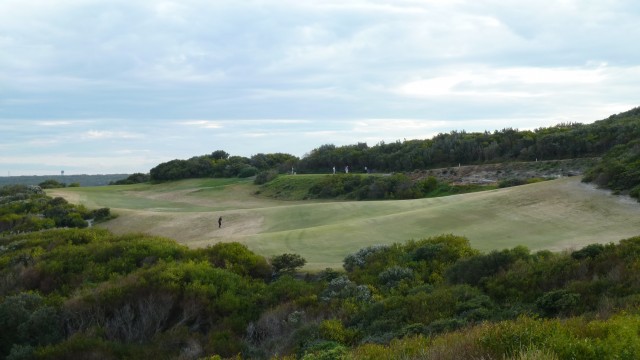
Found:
[297,107,640,173]
[149,151,297,181]
[146,107,640,200]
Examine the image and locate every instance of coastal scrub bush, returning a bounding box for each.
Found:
[271,253,307,275]
[254,170,279,185]
[0,292,64,358]
[198,242,271,279]
[238,166,258,178]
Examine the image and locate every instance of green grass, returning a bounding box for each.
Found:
[48,178,255,211]
[50,177,640,270]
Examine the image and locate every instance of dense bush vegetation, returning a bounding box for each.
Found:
[308,173,419,200]
[0,229,277,359]
[37,180,66,189]
[110,172,150,185]
[3,222,640,358]
[583,139,640,201]
[257,173,495,201]
[150,151,298,182]
[307,173,493,200]
[270,253,307,275]
[338,314,640,360]
[0,185,111,234]
[254,170,279,185]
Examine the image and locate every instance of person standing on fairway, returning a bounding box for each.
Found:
[218,216,222,228]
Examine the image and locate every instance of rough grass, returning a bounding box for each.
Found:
[50,177,640,270]
[256,174,323,200]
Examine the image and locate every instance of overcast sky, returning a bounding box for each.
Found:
[2,0,639,175]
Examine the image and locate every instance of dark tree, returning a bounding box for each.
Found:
[270,253,307,274]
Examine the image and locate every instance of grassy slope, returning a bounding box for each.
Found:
[50,175,640,270]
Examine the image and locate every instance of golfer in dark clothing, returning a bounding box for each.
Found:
[218,216,222,228]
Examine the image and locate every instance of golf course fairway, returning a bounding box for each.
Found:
[50,176,640,270]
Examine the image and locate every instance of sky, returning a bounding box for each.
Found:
[1,0,639,175]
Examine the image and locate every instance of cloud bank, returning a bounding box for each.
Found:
[1,0,639,174]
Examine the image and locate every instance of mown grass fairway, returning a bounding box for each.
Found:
[50,176,640,270]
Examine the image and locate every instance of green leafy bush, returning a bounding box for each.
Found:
[198,242,271,279]
[535,290,580,317]
[237,166,259,178]
[446,246,530,286]
[110,173,150,185]
[38,180,65,189]
[0,292,64,358]
[584,139,640,200]
[254,170,279,185]
[270,253,307,275]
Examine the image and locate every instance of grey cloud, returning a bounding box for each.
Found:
[1,1,639,174]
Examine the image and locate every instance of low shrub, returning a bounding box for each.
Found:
[254,170,279,185]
